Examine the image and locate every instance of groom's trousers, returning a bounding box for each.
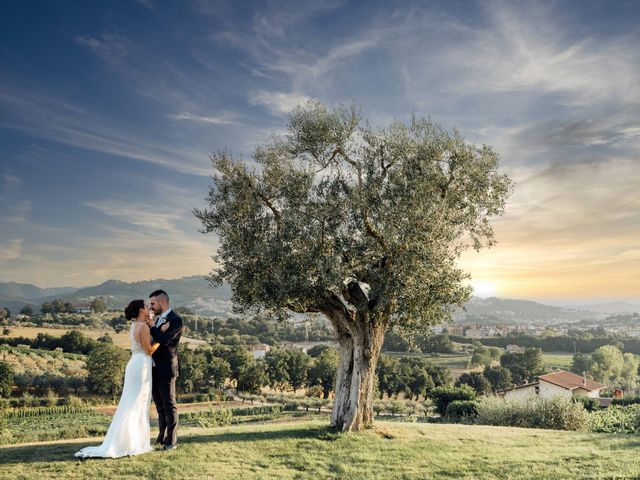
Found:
[152,369,178,446]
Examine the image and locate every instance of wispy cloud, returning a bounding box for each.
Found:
[0,85,211,176]
[0,239,23,262]
[248,90,312,115]
[167,112,242,126]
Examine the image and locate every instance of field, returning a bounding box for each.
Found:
[1,418,639,479]
[2,327,206,349]
[0,345,87,377]
[542,352,574,370]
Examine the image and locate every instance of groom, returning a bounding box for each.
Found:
[147,289,183,450]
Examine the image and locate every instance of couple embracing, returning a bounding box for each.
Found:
[75,289,183,458]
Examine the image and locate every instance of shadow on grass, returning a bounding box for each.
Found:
[0,425,341,466]
[181,424,340,445]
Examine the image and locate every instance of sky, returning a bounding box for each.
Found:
[0,0,638,305]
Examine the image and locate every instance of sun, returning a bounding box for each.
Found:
[470,280,498,298]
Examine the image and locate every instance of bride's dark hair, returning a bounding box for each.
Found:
[124,299,145,320]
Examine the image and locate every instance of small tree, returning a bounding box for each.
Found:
[196,102,512,430]
[455,372,491,396]
[0,361,14,398]
[308,347,339,398]
[86,345,128,401]
[19,305,34,316]
[483,365,512,392]
[90,297,107,313]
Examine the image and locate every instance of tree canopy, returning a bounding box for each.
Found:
[196,102,512,430]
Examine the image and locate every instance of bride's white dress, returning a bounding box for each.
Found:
[75,323,153,458]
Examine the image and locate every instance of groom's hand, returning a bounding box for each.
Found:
[160,323,170,332]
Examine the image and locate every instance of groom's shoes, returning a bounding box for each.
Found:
[163,444,178,451]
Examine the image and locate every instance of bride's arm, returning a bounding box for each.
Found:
[139,324,160,355]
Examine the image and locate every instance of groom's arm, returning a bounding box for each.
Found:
[150,317,183,346]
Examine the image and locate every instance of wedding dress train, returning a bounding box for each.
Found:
[75,324,153,458]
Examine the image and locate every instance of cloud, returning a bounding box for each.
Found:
[248,90,312,115]
[2,174,21,189]
[135,0,154,10]
[0,85,211,176]
[0,239,23,262]
[75,33,129,66]
[167,112,242,126]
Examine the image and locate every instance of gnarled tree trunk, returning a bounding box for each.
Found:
[330,318,384,431]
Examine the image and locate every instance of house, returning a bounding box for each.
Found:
[465,328,483,338]
[444,325,464,336]
[505,344,525,354]
[499,370,606,401]
[249,343,270,359]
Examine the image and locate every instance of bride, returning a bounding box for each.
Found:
[75,299,160,458]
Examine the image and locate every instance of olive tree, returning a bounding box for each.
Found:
[195,102,512,431]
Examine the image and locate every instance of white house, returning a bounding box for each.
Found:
[249,343,270,359]
[500,370,606,401]
[505,344,525,354]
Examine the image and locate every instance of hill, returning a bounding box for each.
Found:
[456,296,603,324]
[0,419,638,479]
[0,277,629,321]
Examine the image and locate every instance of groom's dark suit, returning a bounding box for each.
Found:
[150,309,183,448]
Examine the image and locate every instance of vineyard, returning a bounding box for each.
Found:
[0,345,87,377]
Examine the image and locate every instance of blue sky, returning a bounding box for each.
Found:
[1,0,639,304]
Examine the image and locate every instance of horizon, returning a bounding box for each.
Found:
[1,275,639,308]
[1,1,638,304]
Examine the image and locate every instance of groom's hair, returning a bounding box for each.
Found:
[149,289,169,304]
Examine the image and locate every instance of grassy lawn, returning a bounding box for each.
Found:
[1,418,639,479]
[543,352,574,370]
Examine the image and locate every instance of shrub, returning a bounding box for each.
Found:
[571,395,600,412]
[589,405,640,434]
[445,400,479,422]
[430,385,476,416]
[475,396,589,431]
[611,395,640,406]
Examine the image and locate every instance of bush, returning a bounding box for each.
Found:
[430,385,476,416]
[572,395,600,412]
[445,400,479,422]
[475,396,589,431]
[611,395,640,406]
[589,405,640,434]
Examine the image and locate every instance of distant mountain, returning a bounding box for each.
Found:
[575,302,640,314]
[0,281,78,313]
[0,277,632,321]
[0,281,77,300]
[456,297,603,324]
[39,276,234,317]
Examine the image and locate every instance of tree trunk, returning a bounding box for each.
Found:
[330,318,385,432]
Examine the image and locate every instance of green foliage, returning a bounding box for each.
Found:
[455,372,491,396]
[0,361,13,398]
[90,297,107,313]
[475,396,589,431]
[237,360,268,394]
[571,395,600,412]
[308,347,338,398]
[85,344,128,399]
[196,101,512,333]
[499,348,545,384]
[483,365,512,392]
[444,400,479,422]
[430,385,476,416]
[588,404,640,434]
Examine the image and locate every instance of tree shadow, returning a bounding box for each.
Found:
[0,425,342,465]
[180,424,340,445]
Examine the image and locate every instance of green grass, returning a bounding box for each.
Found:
[543,352,574,370]
[2,418,640,479]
